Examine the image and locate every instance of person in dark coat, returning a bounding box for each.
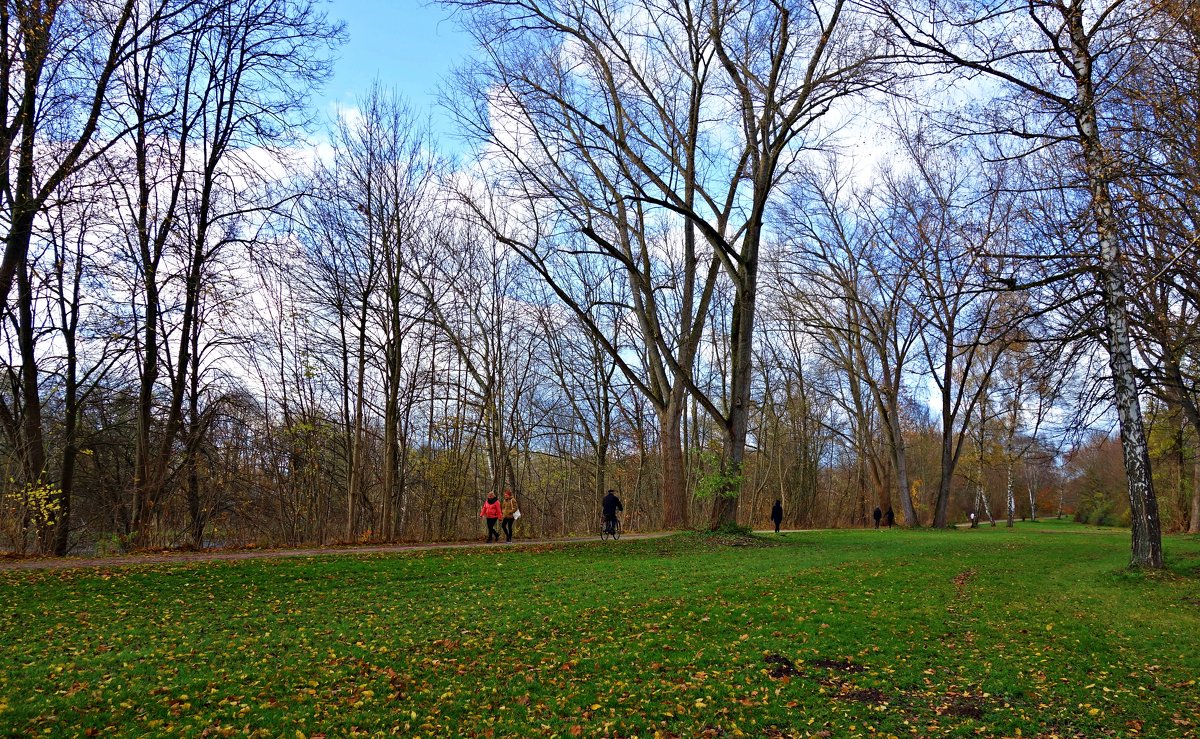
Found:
[602,489,624,535]
[872,506,882,529]
[885,507,895,527]
[770,500,783,534]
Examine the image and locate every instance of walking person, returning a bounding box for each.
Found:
[885,507,895,528]
[770,499,783,534]
[501,489,519,543]
[873,506,882,530]
[480,491,502,543]
[602,489,623,536]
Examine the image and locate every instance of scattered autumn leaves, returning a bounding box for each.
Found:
[0,522,1198,737]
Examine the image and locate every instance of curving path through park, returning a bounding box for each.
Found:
[0,531,675,572]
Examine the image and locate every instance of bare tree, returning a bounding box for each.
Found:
[878,0,1166,566]
[884,145,1020,528]
[412,214,545,514]
[304,86,437,541]
[539,292,628,507]
[109,0,340,547]
[446,0,896,528]
[37,174,130,553]
[0,0,194,552]
[775,162,924,525]
[753,324,832,528]
[1117,0,1200,534]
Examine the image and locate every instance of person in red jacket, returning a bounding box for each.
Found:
[480,491,502,542]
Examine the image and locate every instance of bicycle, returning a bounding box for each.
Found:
[601,517,622,541]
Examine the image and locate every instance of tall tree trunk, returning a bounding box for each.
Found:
[381,323,403,541]
[1100,282,1162,563]
[1190,455,1200,534]
[710,257,757,529]
[659,387,688,529]
[135,214,205,547]
[1006,455,1015,528]
[932,371,955,527]
[54,328,78,556]
[395,414,412,540]
[980,486,996,527]
[337,306,353,538]
[973,441,984,525]
[1005,398,1019,528]
[1069,5,1162,568]
[974,411,996,527]
[346,299,370,543]
[7,24,50,547]
[381,410,397,542]
[19,253,48,550]
[185,327,204,549]
[1174,417,1186,533]
[886,399,918,526]
[933,451,954,528]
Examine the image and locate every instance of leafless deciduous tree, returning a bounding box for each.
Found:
[878,0,1167,566]
[446,0,897,528]
[0,0,193,553]
[304,86,437,542]
[775,162,924,525]
[1118,0,1200,534]
[886,144,1021,528]
[109,0,339,547]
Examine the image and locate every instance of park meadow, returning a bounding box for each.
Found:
[2,520,1198,738]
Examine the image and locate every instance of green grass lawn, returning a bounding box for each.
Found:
[2,520,1198,738]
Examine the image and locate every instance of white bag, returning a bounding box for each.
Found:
[513,509,522,520]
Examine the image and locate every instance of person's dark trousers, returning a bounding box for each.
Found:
[502,517,514,542]
[774,522,780,533]
[604,517,616,534]
[486,517,500,542]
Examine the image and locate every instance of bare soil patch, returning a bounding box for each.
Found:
[764,654,800,678]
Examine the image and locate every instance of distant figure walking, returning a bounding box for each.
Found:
[501,490,518,542]
[969,511,978,528]
[770,499,783,534]
[480,491,502,543]
[873,506,882,529]
[885,508,895,527]
[602,489,624,536]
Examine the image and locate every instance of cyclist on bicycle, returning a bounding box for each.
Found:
[602,489,624,535]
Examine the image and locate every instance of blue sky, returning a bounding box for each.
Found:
[320,1,476,137]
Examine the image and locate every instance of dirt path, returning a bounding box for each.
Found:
[0,532,673,572]
[752,529,812,535]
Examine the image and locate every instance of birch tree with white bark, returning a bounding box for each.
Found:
[877,0,1167,566]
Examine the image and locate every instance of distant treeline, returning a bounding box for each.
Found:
[2,0,1199,561]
